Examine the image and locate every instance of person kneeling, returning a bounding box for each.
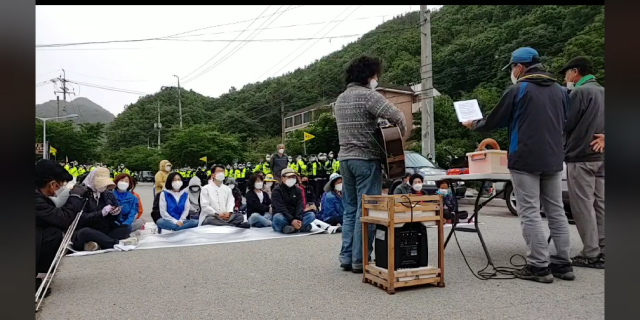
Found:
[157,173,199,232]
[246,174,272,227]
[272,168,315,234]
[199,165,250,228]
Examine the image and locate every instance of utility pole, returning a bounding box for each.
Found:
[173,75,183,128]
[56,96,60,118]
[281,102,285,144]
[420,5,435,160]
[154,101,162,150]
[54,69,74,102]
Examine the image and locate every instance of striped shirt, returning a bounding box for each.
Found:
[335,83,407,161]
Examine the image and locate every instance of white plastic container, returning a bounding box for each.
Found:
[466,149,509,174]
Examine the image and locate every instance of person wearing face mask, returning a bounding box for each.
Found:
[70,167,138,251]
[435,181,465,224]
[269,144,289,182]
[199,165,250,228]
[559,56,605,269]
[187,176,203,221]
[408,174,427,195]
[254,154,272,175]
[335,55,407,273]
[156,172,198,233]
[246,174,273,228]
[263,174,277,198]
[271,168,315,234]
[35,159,92,296]
[225,177,243,213]
[299,175,319,215]
[393,173,413,195]
[320,174,344,226]
[113,173,144,232]
[462,47,573,283]
[154,160,173,195]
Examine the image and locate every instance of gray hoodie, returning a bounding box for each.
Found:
[187,177,202,217]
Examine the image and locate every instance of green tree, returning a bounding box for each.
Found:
[162,124,244,166]
[35,120,105,163]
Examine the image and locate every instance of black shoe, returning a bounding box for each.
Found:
[236,222,250,229]
[572,255,604,269]
[36,278,51,298]
[282,225,296,234]
[549,263,575,280]
[351,268,363,274]
[340,263,352,271]
[301,224,312,232]
[598,253,605,268]
[514,265,553,283]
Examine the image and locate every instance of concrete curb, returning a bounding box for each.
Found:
[459,197,507,207]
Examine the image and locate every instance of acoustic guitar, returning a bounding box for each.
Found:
[375,124,406,180]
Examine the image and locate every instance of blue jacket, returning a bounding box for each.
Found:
[114,190,139,226]
[472,67,568,173]
[321,191,344,222]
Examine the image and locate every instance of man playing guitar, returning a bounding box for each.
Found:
[334,55,407,273]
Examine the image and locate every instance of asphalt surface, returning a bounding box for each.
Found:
[37,183,604,320]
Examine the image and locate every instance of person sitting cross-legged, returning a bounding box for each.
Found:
[156,172,199,232]
[246,174,273,228]
[320,174,344,226]
[199,165,250,228]
[272,168,315,234]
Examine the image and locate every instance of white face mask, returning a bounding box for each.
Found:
[510,70,518,85]
[255,182,264,190]
[334,183,343,192]
[172,181,183,190]
[265,182,273,188]
[412,183,423,191]
[165,165,172,171]
[117,182,129,191]
[566,82,575,90]
[439,188,449,195]
[278,149,284,154]
[285,178,296,187]
[229,184,235,189]
[215,173,225,181]
[369,79,378,90]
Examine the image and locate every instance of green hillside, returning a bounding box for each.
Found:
[101,5,604,168]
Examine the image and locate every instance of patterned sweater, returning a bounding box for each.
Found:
[334,83,407,161]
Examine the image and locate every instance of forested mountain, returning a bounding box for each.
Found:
[36,97,115,124]
[100,5,604,169]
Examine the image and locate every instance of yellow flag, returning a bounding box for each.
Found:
[304,132,315,141]
[49,146,57,156]
[200,156,207,162]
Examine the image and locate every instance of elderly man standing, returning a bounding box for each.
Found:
[270,143,289,182]
[463,47,572,283]
[561,56,605,269]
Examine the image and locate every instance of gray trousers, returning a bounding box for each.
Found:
[202,213,244,227]
[511,170,571,267]
[567,161,605,258]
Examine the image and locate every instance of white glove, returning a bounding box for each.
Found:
[102,205,113,217]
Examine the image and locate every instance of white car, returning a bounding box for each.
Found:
[494,162,571,217]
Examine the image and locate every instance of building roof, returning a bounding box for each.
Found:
[285,98,336,117]
[375,82,414,94]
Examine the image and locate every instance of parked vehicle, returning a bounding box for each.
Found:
[494,162,571,217]
[140,171,155,183]
[387,151,467,198]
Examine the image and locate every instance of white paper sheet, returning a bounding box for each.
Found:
[453,99,483,123]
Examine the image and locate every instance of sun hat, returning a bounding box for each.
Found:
[281,167,296,178]
[93,167,115,191]
[264,174,277,182]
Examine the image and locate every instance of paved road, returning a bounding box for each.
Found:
[37,183,604,320]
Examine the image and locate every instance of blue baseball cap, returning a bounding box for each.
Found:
[502,47,540,70]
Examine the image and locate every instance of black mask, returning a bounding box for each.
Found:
[302,181,308,186]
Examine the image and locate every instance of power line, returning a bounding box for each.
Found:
[35,5,304,49]
[67,79,150,95]
[269,5,362,79]
[254,5,355,82]
[181,5,290,86]
[66,70,152,83]
[177,5,273,85]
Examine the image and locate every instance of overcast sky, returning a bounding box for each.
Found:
[36,5,441,116]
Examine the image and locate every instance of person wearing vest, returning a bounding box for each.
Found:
[236,164,248,196]
[328,151,340,174]
[309,154,327,199]
[77,166,86,177]
[255,154,272,174]
[156,172,198,233]
[66,162,78,178]
[290,156,299,173]
[298,156,308,176]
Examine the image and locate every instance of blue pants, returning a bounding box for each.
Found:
[156,219,199,232]
[248,212,273,228]
[339,159,381,269]
[272,212,315,233]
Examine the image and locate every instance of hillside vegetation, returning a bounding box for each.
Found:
[49,5,604,170]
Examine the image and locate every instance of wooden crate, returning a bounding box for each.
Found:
[361,194,445,294]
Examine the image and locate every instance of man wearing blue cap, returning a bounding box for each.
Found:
[463,47,573,283]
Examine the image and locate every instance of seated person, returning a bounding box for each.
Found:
[157,172,199,232]
[393,173,412,194]
[225,177,244,212]
[200,165,250,228]
[408,173,427,195]
[320,174,344,226]
[321,173,340,206]
[263,174,277,198]
[36,160,90,296]
[246,174,273,228]
[113,173,144,232]
[436,180,466,223]
[187,176,202,221]
[272,168,315,234]
[300,175,319,213]
[69,168,138,251]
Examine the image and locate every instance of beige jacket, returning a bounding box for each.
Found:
[154,160,171,194]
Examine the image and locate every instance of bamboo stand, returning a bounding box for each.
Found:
[361,194,445,294]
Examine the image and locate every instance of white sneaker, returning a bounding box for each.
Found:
[120,237,138,246]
